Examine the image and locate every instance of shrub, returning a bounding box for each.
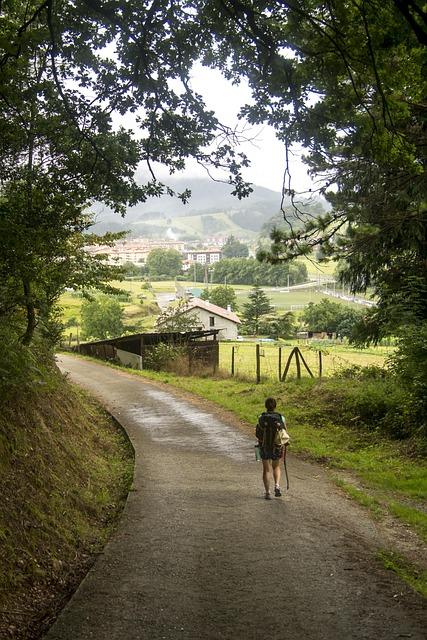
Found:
[143,343,187,372]
[386,324,427,439]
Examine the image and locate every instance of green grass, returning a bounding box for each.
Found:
[377,550,427,598]
[387,502,427,543]
[333,479,383,516]
[219,341,392,379]
[0,371,134,633]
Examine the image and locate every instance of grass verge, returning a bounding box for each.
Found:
[377,551,427,598]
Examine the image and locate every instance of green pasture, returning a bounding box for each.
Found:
[219,341,392,381]
[59,278,378,349]
[234,285,365,311]
[133,211,257,239]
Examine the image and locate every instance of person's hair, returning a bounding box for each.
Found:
[265,397,277,411]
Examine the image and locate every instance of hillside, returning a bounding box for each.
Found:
[0,367,133,639]
[90,177,327,239]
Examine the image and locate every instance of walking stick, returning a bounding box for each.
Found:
[283,444,290,490]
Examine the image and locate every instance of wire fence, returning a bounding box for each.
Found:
[218,342,389,383]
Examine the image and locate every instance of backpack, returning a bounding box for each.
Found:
[256,412,289,450]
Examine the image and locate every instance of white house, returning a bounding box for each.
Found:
[173,297,241,340]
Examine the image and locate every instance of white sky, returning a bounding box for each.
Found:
[151,64,314,193]
[188,64,313,192]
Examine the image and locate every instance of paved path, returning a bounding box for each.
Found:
[44,355,426,640]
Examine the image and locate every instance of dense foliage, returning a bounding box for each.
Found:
[221,235,249,258]
[232,1,426,345]
[200,285,238,311]
[81,295,125,341]
[241,285,272,334]
[0,0,252,353]
[146,248,183,279]
[302,300,365,338]
[212,257,307,286]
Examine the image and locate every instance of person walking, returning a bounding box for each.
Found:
[256,397,289,500]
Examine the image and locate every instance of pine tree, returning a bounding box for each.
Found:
[242,286,273,335]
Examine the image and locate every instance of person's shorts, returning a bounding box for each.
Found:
[260,446,283,460]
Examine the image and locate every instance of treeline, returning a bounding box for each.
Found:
[211,258,307,287]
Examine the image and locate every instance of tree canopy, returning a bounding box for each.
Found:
[200,285,238,310]
[146,248,183,279]
[81,295,125,341]
[241,285,273,334]
[212,257,307,287]
[302,300,364,338]
[1,0,425,355]
[221,235,249,258]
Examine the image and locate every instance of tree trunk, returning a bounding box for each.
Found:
[21,280,37,345]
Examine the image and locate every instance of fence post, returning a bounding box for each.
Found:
[319,350,323,378]
[231,346,235,377]
[295,347,301,379]
[256,344,261,383]
[281,347,295,382]
[278,347,282,381]
[68,332,72,347]
[296,348,314,378]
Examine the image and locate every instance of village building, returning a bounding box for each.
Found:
[182,249,222,271]
[164,297,241,340]
[85,239,186,265]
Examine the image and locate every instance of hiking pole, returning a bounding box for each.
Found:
[283,445,290,490]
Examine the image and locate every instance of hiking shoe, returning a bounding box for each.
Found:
[265,492,272,500]
[274,487,282,497]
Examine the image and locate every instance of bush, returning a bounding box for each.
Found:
[388,323,427,438]
[143,343,187,372]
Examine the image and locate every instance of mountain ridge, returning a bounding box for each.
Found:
[90,177,325,239]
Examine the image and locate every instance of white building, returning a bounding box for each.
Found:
[171,297,241,340]
[85,239,186,265]
[183,249,222,270]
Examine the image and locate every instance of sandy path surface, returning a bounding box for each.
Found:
[44,355,426,640]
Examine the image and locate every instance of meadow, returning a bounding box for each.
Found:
[218,340,392,381]
[59,278,389,372]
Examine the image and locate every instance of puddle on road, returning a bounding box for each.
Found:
[124,387,252,462]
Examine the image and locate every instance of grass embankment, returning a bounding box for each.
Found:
[0,370,134,639]
[124,365,426,596]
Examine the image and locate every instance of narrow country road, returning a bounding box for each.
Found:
[44,355,426,640]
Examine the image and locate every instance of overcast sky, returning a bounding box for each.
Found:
[189,64,313,192]
[148,63,314,194]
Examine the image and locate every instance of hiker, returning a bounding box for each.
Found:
[256,397,289,500]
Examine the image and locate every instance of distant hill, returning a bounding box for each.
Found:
[90,177,325,239]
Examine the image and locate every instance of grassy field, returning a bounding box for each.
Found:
[219,341,393,381]
[59,279,389,376]
[234,285,367,311]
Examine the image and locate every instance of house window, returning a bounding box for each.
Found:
[209,316,215,327]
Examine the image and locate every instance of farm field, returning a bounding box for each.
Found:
[59,278,378,350]
[234,285,367,311]
[218,341,393,382]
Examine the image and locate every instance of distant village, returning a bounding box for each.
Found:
[85,237,252,271]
